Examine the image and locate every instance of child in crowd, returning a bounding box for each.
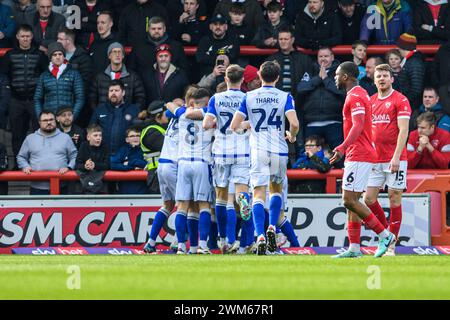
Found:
[229,3,253,45]
[351,40,367,81]
[385,48,402,90]
[252,1,289,48]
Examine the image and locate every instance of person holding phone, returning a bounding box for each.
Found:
[197,54,230,92]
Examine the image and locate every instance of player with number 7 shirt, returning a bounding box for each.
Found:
[330,61,396,258]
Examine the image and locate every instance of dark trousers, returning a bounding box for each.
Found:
[9,97,38,158]
[30,186,68,195]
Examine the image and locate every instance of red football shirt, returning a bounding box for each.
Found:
[342,85,375,162]
[371,89,411,163]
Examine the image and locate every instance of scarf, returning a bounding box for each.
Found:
[49,61,67,79]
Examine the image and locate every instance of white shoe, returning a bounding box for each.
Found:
[277,233,287,248]
[256,234,266,255]
[228,241,240,254]
[384,244,396,256]
[219,239,228,254]
[197,247,212,254]
[176,248,186,255]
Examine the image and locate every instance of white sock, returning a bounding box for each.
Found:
[148,239,156,247]
[238,247,246,254]
[199,240,207,249]
[378,229,389,239]
[349,243,360,252]
[178,243,186,251]
[189,246,198,254]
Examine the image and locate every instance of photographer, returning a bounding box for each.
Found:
[197,54,230,93]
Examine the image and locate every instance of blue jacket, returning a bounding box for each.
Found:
[293,150,331,173]
[34,64,85,119]
[360,0,412,45]
[89,102,140,156]
[110,143,147,194]
[0,4,16,48]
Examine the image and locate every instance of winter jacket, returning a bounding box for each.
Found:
[23,11,66,48]
[410,103,450,133]
[407,127,450,169]
[397,51,426,110]
[127,34,190,73]
[0,4,16,48]
[266,50,313,99]
[0,73,10,130]
[16,128,77,190]
[214,0,264,30]
[297,59,345,124]
[338,2,366,45]
[34,64,85,119]
[292,149,331,173]
[413,1,450,44]
[229,23,254,46]
[67,46,93,92]
[89,102,140,155]
[0,46,48,100]
[252,17,290,48]
[143,63,190,105]
[118,1,169,47]
[294,5,342,50]
[196,32,240,76]
[360,0,413,45]
[11,1,36,26]
[89,64,146,110]
[166,0,208,29]
[360,76,377,96]
[88,33,119,76]
[110,143,147,194]
[75,141,109,171]
[172,15,209,46]
[74,0,112,49]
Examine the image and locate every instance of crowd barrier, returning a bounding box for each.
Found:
[0,44,441,58]
[0,168,448,244]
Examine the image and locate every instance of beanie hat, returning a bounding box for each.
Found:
[397,33,417,51]
[107,42,125,57]
[243,65,259,83]
[47,41,65,58]
[155,44,172,58]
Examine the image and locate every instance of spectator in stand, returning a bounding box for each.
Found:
[90,42,145,111]
[337,0,366,45]
[431,39,450,115]
[297,46,345,152]
[351,40,367,80]
[266,26,313,100]
[24,0,66,53]
[196,13,240,78]
[214,0,264,30]
[197,54,229,93]
[359,56,383,96]
[0,24,47,162]
[90,80,140,156]
[56,105,86,150]
[241,64,261,92]
[252,1,289,48]
[11,0,36,26]
[410,87,450,132]
[118,0,169,47]
[109,0,128,32]
[110,125,147,194]
[360,0,413,45]
[172,0,208,46]
[74,0,111,50]
[75,123,109,194]
[228,2,253,45]
[127,16,190,76]
[17,110,77,194]
[0,72,10,133]
[397,33,425,110]
[89,11,118,76]
[413,0,450,44]
[34,42,85,120]
[294,0,343,50]
[0,1,16,48]
[385,48,402,90]
[143,44,189,105]
[284,0,307,25]
[166,0,208,29]
[407,111,450,169]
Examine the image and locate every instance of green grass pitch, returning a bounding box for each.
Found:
[1,255,449,300]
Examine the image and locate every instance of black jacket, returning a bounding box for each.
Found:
[196,32,240,76]
[0,46,48,100]
[294,6,342,50]
[59,124,86,150]
[337,3,366,45]
[127,34,190,73]
[229,23,254,46]
[172,16,209,46]
[68,46,93,91]
[90,64,146,110]
[143,63,190,104]
[74,0,112,48]
[297,60,345,124]
[398,51,426,110]
[213,0,264,30]
[360,76,377,97]
[166,0,208,29]
[252,18,290,48]
[413,2,450,44]
[266,50,313,98]
[23,11,66,48]
[118,1,169,47]
[88,32,119,76]
[75,141,109,172]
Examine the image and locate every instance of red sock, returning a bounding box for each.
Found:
[389,205,402,238]
[367,201,388,228]
[362,213,385,235]
[348,221,361,245]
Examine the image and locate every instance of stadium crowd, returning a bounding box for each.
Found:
[0,0,448,197]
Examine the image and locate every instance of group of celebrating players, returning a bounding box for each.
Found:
[143,58,410,257]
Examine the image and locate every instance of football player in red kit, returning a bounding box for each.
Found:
[330,61,396,258]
